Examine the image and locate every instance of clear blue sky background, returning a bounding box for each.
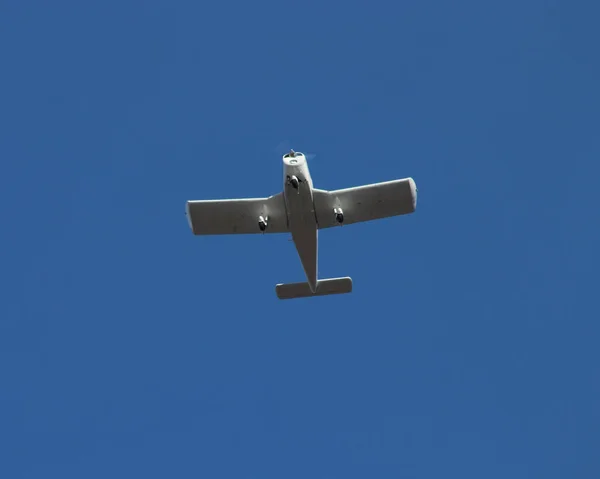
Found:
[1,1,598,477]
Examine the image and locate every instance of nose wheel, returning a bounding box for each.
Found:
[286,175,301,191]
[258,215,268,232]
[334,207,344,224]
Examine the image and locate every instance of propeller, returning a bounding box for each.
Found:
[273,140,318,161]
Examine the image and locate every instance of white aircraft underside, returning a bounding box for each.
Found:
[186,150,418,299]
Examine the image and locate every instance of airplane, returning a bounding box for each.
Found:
[185,149,417,299]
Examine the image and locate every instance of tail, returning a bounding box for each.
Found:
[275,277,352,300]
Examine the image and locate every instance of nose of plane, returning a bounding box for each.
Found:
[282,149,304,165]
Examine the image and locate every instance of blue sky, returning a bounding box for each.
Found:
[1,1,599,477]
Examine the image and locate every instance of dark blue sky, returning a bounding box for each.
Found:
[1,1,598,477]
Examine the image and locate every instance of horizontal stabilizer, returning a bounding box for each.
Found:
[275,277,353,300]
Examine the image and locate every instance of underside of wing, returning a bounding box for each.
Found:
[312,177,417,229]
[186,192,288,235]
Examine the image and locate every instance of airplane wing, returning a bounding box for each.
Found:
[312,177,417,229]
[186,192,288,235]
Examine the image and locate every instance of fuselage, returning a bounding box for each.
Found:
[282,151,318,292]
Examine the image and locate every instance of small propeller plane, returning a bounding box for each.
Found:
[185,149,417,299]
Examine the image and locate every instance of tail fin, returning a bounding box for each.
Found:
[275,277,352,300]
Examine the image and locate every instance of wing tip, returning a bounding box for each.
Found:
[408,177,417,211]
[185,201,195,233]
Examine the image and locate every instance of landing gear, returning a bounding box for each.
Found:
[286,175,300,190]
[258,215,268,232]
[334,207,344,224]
